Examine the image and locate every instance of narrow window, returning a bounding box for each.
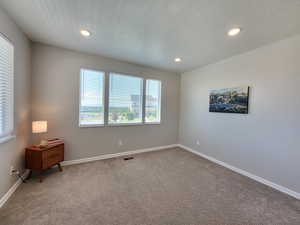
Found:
[79,69,105,126]
[108,73,143,125]
[145,79,161,123]
[0,35,14,142]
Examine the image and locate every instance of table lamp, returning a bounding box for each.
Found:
[32,121,48,147]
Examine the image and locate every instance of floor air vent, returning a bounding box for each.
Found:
[124,156,134,161]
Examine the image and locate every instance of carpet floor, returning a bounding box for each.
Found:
[0,147,300,225]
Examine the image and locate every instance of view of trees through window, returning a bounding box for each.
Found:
[79,70,161,126]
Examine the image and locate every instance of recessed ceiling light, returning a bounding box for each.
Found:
[228,27,241,36]
[80,29,91,37]
[174,57,182,63]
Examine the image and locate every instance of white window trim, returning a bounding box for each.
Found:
[78,68,105,127]
[0,33,14,143]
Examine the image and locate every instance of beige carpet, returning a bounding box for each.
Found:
[1,147,300,225]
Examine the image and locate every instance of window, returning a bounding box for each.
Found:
[0,35,14,141]
[79,69,104,126]
[145,79,161,123]
[108,73,143,125]
[79,70,162,127]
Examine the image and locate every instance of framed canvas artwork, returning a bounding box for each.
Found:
[209,86,249,114]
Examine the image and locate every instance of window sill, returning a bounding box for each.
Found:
[79,122,161,128]
[145,122,161,125]
[107,123,144,127]
[79,124,104,128]
[0,135,16,144]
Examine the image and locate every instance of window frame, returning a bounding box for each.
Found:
[78,69,162,128]
[145,79,162,125]
[78,68,106,128]
[0,33,15,144]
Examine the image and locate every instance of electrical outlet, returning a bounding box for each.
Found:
[118,139,123,147]
[10,166,19,176]
[196,140,200,146]
[10,166,16,175]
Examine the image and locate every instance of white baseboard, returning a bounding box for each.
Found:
[3,144,297,209]
[0,170,29,208]
[61,144,178,166]
[178,144,300,200]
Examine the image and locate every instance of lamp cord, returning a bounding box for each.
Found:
[18,173,27,183]
[12,170,27,183]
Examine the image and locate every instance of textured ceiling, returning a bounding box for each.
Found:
[1,0,300,72]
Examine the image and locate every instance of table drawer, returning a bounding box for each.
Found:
[44,145,64,168]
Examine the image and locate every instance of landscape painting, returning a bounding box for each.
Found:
[209,86,249,114]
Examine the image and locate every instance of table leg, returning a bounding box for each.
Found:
[26,170,32,180]
[58,163,63,172]
[39,171,43,183]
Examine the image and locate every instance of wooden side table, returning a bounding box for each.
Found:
[25,143,64,182]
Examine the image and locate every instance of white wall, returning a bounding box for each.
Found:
[179,34,300,193]
[31,43,180,161]
[0,8,31,198]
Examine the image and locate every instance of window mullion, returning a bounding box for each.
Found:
[142,79,146,124]
[104,72,110,125]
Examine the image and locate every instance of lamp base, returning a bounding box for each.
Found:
[37,140,48,148]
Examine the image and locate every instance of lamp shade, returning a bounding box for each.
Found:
[32,121,47,133]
